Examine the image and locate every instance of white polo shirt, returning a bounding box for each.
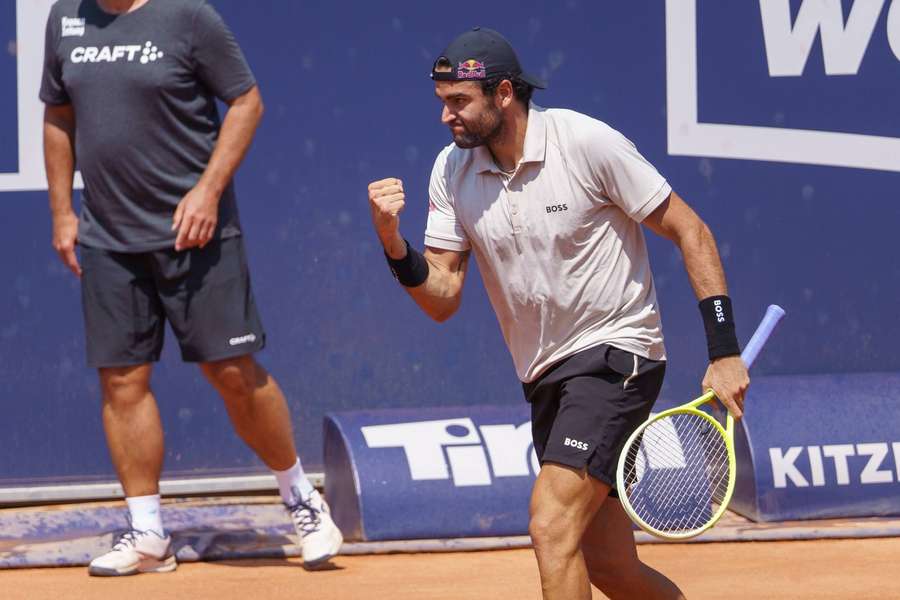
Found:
[424,105,670,383]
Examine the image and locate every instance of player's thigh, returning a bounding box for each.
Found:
[529,462,609,548]
[153,237,266,363]
[80,245,165,368]
[533,348,663,494]
[572,346,665,490]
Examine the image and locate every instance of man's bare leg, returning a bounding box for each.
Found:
[99,364,163,497]
[529,463,608,600]
[581,497,686,599]
[200,354,297,470]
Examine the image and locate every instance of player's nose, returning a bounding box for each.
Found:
[441,105,454,125]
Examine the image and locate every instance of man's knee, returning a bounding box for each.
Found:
[202,355,261,398]
[529,508,580,559]
[99,366,151,405]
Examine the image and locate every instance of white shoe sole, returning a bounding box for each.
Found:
[88,554,177,577]
[302,528,344,570]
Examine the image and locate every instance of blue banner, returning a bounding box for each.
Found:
[325,406,536,541]
[733,373,900,521]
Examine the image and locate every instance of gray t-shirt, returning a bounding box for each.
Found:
[40,0,256,252]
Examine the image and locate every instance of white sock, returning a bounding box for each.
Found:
[126,494,164,535]
[273,457,314,505]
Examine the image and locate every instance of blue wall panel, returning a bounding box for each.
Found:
[732,373,900,521]
[1,1,897,489]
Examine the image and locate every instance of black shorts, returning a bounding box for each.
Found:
[80,236,266,368]
[523,344,666,493]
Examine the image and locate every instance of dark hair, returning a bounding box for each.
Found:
[479,73,534,107]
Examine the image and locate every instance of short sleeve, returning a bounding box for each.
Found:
[191,2,256,101]
[424,150,470,252]
[39,8,70,105]
[588,125,671,222]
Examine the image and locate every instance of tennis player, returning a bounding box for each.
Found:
[41,0,341,575]
[367,27,749,599]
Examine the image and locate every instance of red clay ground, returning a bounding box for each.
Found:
[1,537,898,599]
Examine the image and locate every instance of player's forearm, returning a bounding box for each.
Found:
[197,86,264,197]
[384,239,467,322]
[405,260,465,322]
[675,220,729,300]
[43,114,76,217]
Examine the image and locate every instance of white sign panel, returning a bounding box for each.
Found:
[0,0,83,192]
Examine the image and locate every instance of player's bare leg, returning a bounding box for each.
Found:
[201,354,342,566]
[200,354,297,470]
[529,463,607,600]
[581,498,686,600]
[100,364,163,497]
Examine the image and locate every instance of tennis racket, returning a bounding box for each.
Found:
[615,304,785,540]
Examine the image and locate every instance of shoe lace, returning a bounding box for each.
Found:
[112,529,141,551]
[288,497,322,536]
[112,514,160,551]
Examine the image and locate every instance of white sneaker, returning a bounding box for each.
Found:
[286,489,343,568]
[88,528,176,577]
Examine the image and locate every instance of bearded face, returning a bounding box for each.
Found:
[435,81,505,149]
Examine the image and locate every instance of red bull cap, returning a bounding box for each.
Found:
[431,27,547,89]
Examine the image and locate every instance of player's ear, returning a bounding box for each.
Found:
[497,79,514,109]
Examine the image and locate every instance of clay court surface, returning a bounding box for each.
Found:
[1,537,897,600]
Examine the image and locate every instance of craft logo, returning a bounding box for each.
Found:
[457,59,486,80]
[70,42,164,64]
[228,333,257,346]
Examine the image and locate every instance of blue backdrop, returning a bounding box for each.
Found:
[1,0,897,489]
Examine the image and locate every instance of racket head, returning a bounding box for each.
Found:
[615,402,736,540]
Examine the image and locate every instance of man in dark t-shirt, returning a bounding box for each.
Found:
[41,0,342,575]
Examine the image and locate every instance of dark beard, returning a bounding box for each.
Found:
[452,108,504,149]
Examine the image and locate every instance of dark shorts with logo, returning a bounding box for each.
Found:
[523,344,666,494]
[80,236,266,368]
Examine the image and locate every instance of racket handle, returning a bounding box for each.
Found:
[740,304,786,369]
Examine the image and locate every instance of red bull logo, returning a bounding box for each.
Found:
[457,58,486,80]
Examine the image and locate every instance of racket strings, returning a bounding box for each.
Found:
[631,419,729,521]
[627,417,728,530]
[622,412,731,534]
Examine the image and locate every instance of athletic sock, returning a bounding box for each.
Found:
[273,457,315,505]
[126,494,164,535]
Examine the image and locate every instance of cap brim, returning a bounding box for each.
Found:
[520,71,547,90]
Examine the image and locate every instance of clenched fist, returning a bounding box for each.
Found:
[367,178,407,259]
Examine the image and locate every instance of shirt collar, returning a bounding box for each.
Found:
[473,102,547,175]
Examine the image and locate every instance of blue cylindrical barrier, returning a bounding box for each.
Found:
[324,405,537,541]
[732,373,900,521]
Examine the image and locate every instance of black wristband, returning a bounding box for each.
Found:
[385,239,429,287]
[699,295,741,360]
